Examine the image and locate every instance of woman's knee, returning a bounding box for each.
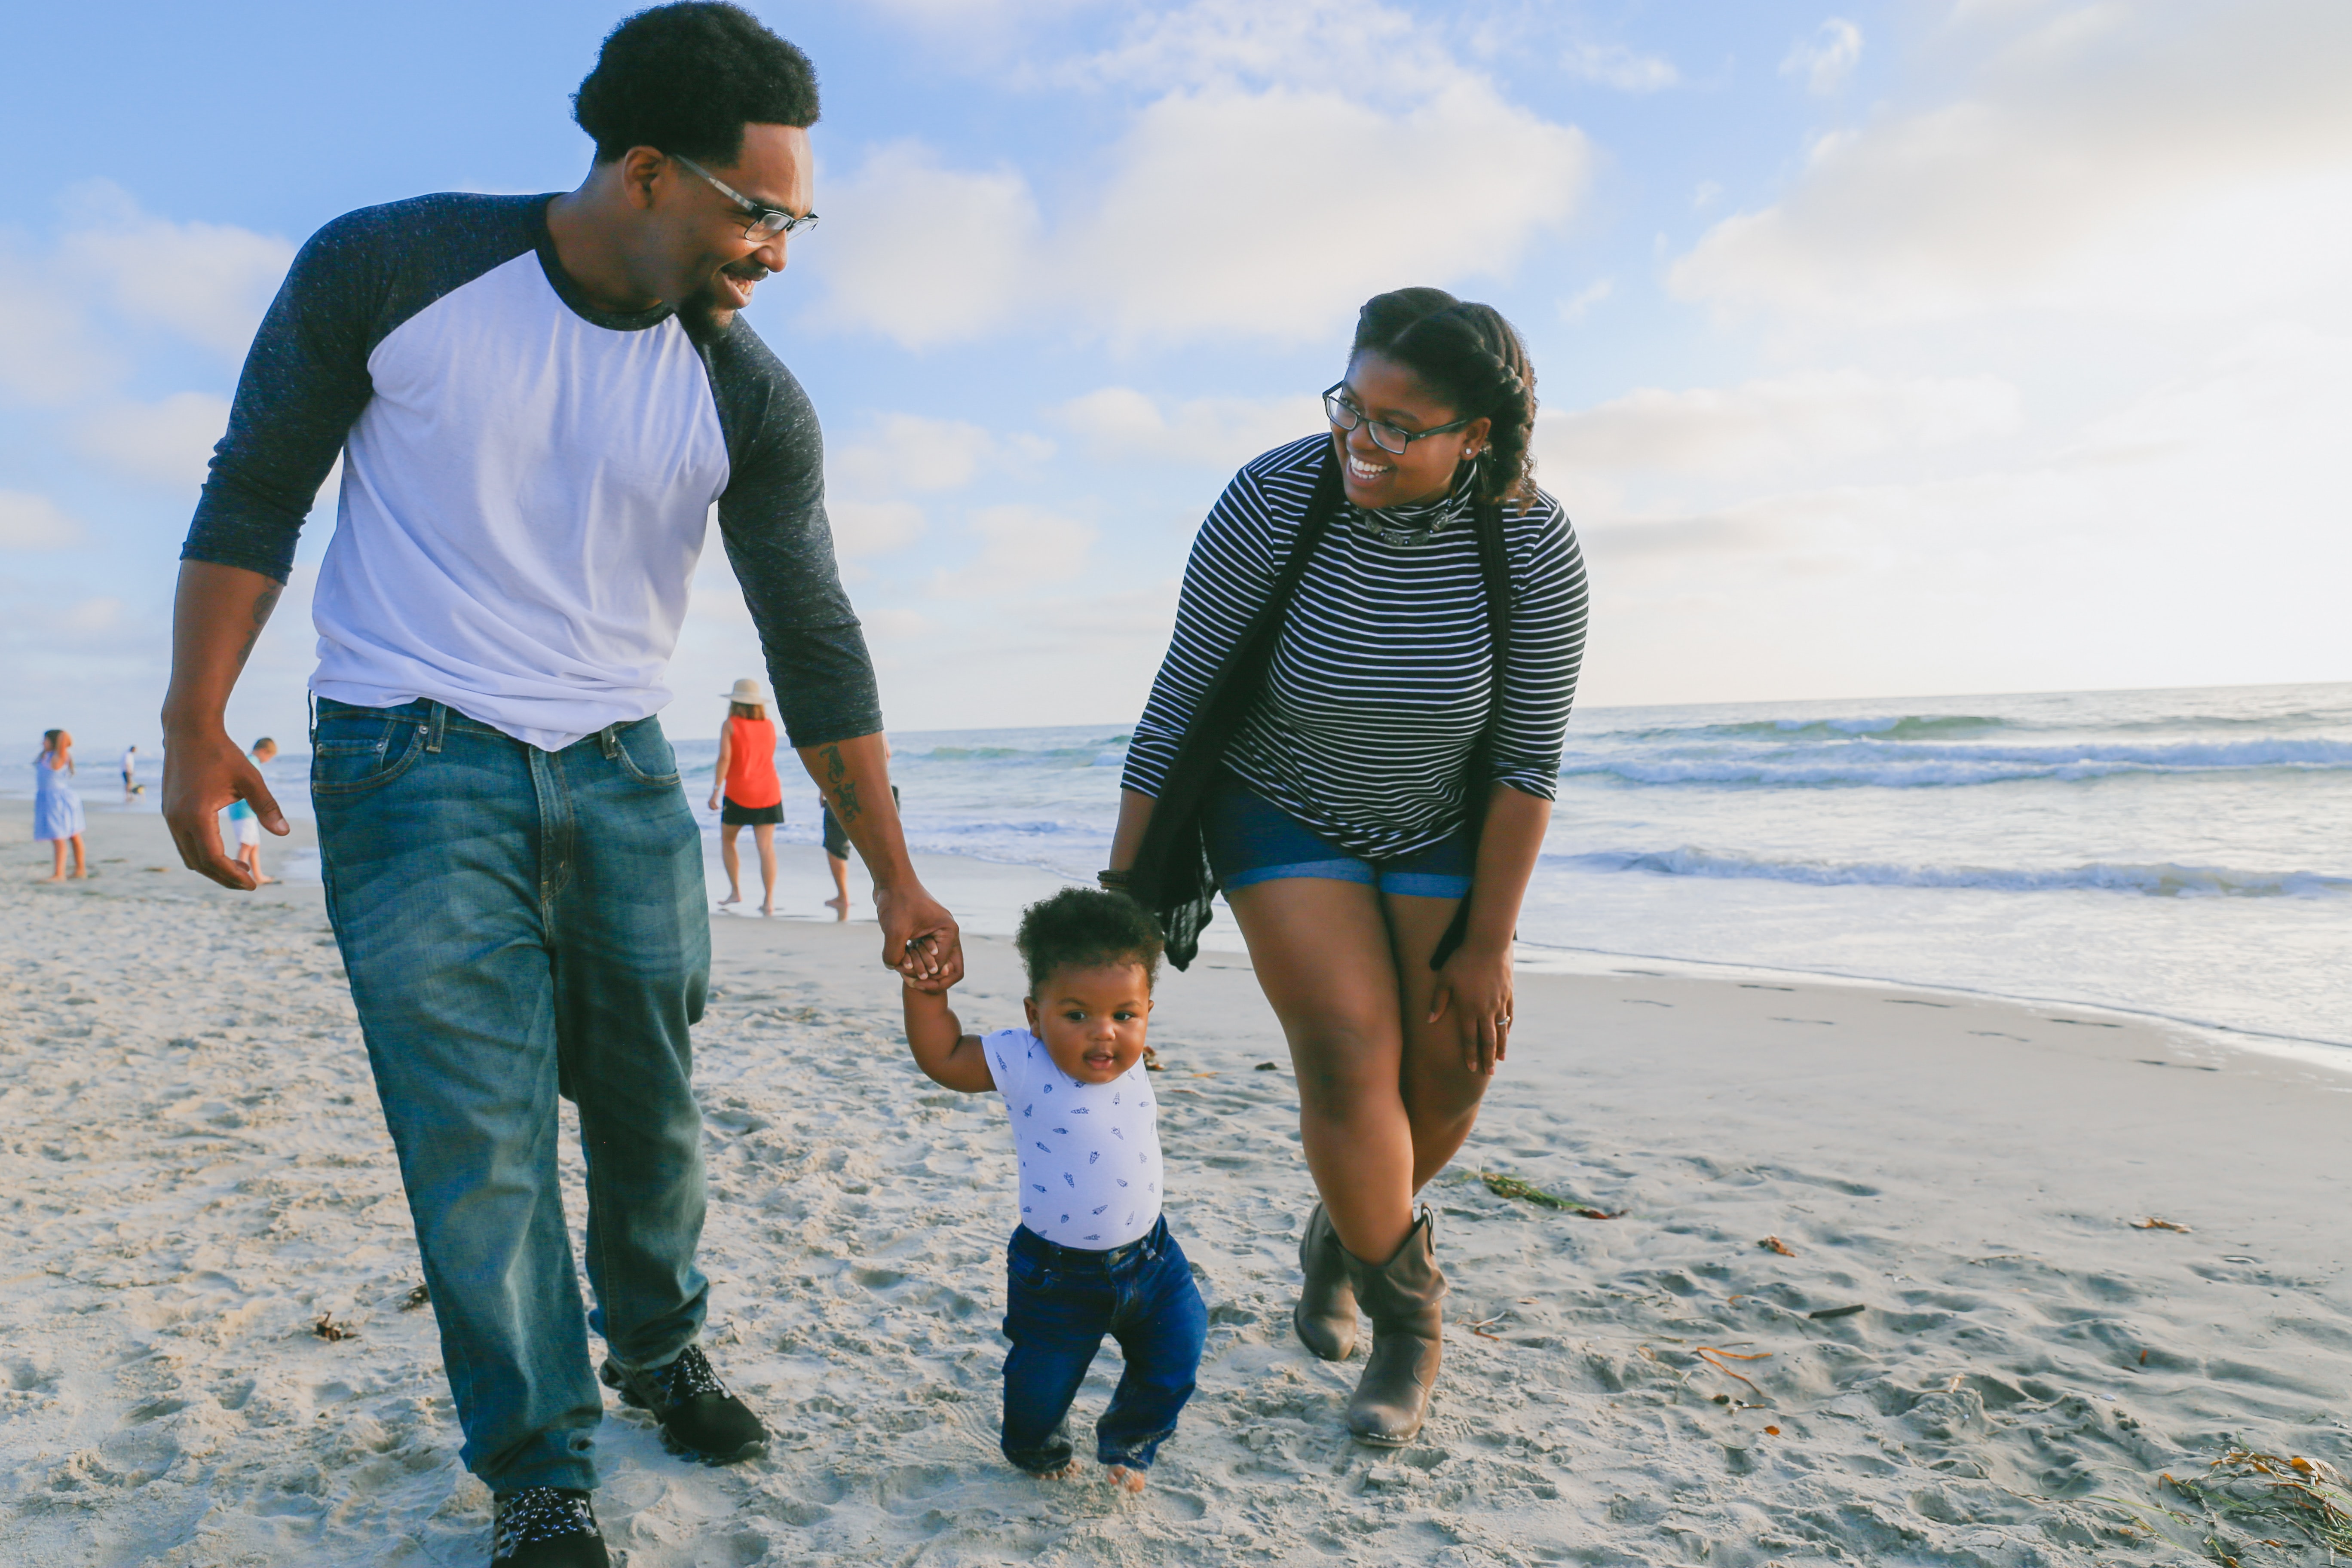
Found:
[1284,1019,1402,1111]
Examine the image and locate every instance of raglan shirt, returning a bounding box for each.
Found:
[181,192,878,752]
[983,1027,1163,1250]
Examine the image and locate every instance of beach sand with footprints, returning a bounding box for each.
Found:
[5,804,2349,1565]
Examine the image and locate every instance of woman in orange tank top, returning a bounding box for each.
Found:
[709,678,785,915]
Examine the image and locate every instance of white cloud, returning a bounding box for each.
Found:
[55,182,291,357]
[73,391,230,489]
[1067,81,1589,346]
[1674,2,2352,324]
[1570,326,2352,705]
[1054,386,1321,468]
[829,499,928,559]
[1539,370,2022,485]
[833,413,1008,495]
[806,142,1042,349]
[932,503,1096,597]
[1564,43,1679,93]
[1558,277,1614,324]
[0,490,83,549]
[1782,19,1862,96]
[808,0,1591,349]
[0,247,109,406]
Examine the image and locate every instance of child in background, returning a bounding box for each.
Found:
[902,888,1207,1491]
[225,738,278,885]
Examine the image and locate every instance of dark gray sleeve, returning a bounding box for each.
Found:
[180,216,381,581]
[701,324,884,749]
[181,193,547,582]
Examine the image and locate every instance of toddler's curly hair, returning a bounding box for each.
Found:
[1016,888,1164,995]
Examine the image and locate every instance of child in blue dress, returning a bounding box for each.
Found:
[902,888,1207,1491]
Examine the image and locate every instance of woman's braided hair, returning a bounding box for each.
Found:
[1350,287,1538,506]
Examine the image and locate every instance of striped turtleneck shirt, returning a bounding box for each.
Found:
[1123,434,1590,861]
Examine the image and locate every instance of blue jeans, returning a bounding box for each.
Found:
[1001,1215,1207,1473]
[1202,774,1474,898]
[310,698,711,1494]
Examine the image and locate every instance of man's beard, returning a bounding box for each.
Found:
[680,266,767,338]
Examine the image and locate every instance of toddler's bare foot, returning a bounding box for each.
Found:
[1033,1459,1081,1482]
[1105,1464,1147,1493]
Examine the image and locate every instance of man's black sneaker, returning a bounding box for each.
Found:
[600,1344,768,1463]
[490,1487,609,1567]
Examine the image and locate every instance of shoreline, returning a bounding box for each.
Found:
[6,807,2350,1563]
[25,786,2349,1064]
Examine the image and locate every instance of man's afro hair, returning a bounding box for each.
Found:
[573,2,819,166]
[1016,888,1165,995]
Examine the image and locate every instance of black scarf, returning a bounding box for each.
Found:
[1128,442,1514,970]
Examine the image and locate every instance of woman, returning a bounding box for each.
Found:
[34,729,89,882]
[1109,288,1588,1445]
[708,678,784,915]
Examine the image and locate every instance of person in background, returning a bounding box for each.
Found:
[122,742,143,801]
[34,729,87,882]
[224,738,279,886]
[820,735,897,916]
[708,678,781,915]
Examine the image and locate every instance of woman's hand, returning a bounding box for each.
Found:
[1427,939,1515,1077]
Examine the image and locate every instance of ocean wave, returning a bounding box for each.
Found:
[1556,736,2352,787]
[1566,847,2352,899]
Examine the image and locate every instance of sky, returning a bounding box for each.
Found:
[2,0,2347,752]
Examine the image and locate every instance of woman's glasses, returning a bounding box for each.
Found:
[1323,382,1475,456]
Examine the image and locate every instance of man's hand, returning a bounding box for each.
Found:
[161,560,294,892]
[876,878,962,987]
[164,726,288,889]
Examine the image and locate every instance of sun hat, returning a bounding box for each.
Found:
[723,677,766,704]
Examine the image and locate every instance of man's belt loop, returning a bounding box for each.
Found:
[598,723,621,760]
[425,702,447,754]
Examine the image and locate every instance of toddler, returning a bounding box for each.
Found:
[903,887,1207,1491]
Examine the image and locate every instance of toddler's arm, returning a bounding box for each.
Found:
[904,977,995,1093]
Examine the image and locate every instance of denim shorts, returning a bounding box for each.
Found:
[1202,775,1473,899]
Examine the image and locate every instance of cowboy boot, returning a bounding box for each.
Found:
[1340,1209,1446,1446]
[1293,1201,1358,1360]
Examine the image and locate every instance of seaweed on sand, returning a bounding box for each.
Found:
[1476,1170,1622,1219]
[2104,1451,2352,1565]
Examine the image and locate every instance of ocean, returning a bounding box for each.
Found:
[40,680,2348,1050]
[676,681,2352,1051]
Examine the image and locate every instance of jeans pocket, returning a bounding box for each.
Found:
[1008,1247,1056,1299]
[311,722,426,797]
[611,722,680,788]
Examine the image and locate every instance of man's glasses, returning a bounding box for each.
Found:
[1323,382,1475,456]
[671,153,820,242]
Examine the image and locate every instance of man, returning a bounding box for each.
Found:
[120,741,140,801]
[159,7,960,1564]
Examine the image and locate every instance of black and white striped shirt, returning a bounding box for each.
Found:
[1124,435,1589,860]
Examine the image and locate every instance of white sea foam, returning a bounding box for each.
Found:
[1565,847,2352,899]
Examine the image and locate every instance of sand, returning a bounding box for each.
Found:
[5,801,2350,1567]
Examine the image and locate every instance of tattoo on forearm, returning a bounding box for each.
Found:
[236,584,283,668]
[821,744,846,785]
[833,779,861,824]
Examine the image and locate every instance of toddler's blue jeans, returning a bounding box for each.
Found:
[1001,1215,1207,1473]
[310,697,712,1494]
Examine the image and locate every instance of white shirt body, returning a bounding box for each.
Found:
[983,1027,1163,1250]
[310,252,731,751]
